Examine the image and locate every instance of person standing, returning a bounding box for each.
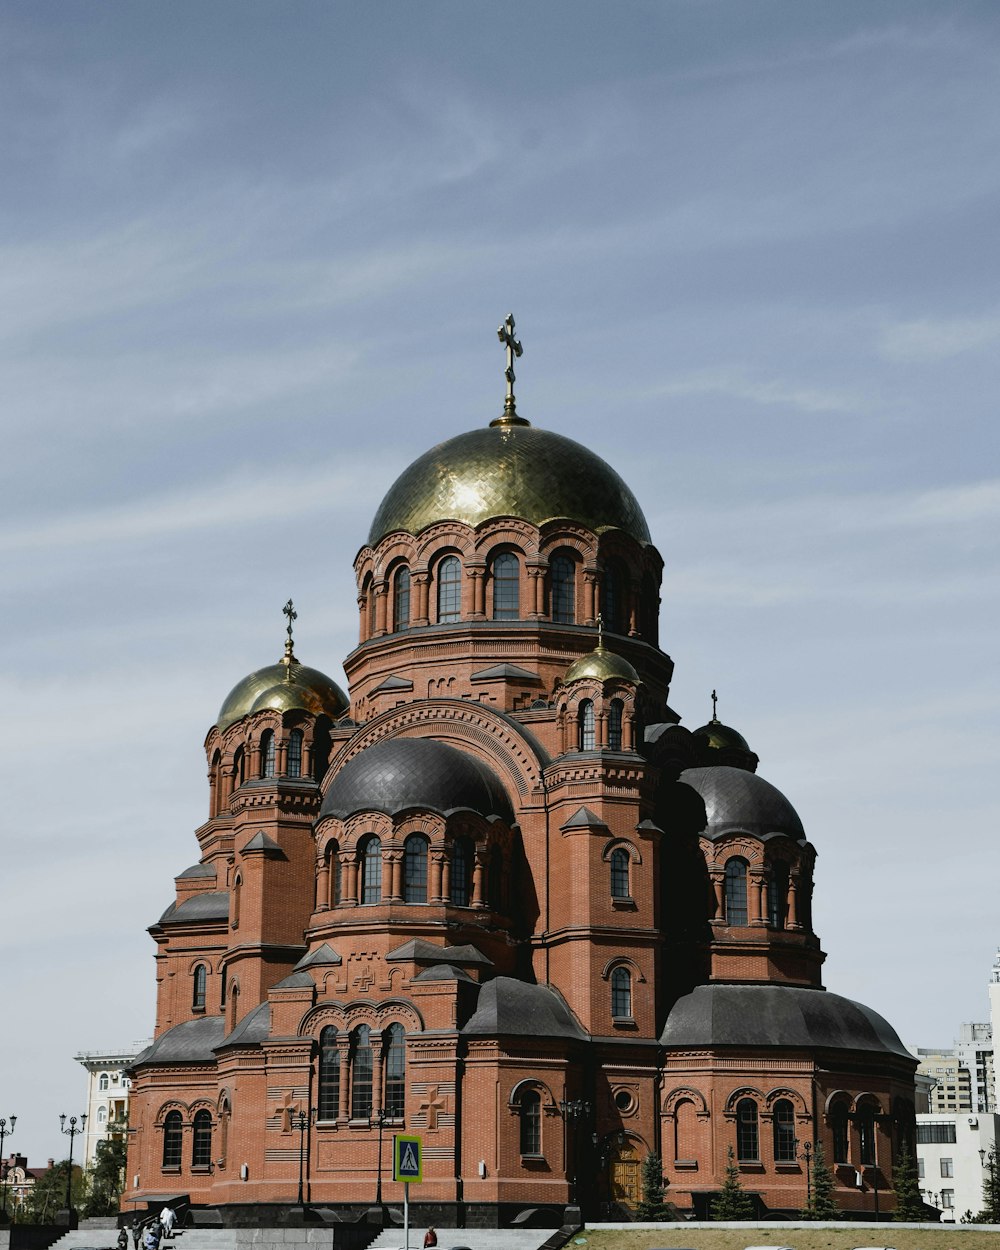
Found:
[160,1207,176,1239]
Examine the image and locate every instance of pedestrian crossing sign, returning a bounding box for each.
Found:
[392,1133,423,1183]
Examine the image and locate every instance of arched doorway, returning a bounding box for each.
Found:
[608,1136,642,1207]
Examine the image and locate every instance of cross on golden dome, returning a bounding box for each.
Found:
[493,313,529,426]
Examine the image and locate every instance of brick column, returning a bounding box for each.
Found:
[709,870,724,921]
[316,855,329,911]
[749,870,767,925]
[472,852,486,908]
[413,573,430,626]
[468,564,486,619]
[430,852,444,903]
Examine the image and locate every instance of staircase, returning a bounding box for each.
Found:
[367,1231,554,1250]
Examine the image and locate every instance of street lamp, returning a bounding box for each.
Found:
[372,1108,388,1206]
[290,1108,312,1209]
[59,1114,87,1225]
[0,1117,15,1222]
[796,1139,813,1209]
[558,1099,593,1208]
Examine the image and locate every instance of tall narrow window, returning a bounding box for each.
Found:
[736,1098,759,1161]
[360,836,382,904]
[162,1111,183,1170]
[383,1023,406,1119]
[608,699,624,751]
[393,567,411,632]
[318,1026,340,1121]
[436,555,462,623]
[578,700,595,751]
[488,845,504,911]
[313,717,331,780]
[550,555,576,624]
[328,842,342,906]
[491,551,520,620]
[519,1089,541,1156]
[99,1073,109,1092]
[611,967,632,1018]
[610,849,630,900]
[232,873,241,929]
[403,835,428,903]
[773,1099,796,1162]
[831,1102,850,1163]
[451,836,473,906]
[767,861,788,929]
[858,1104,876,1165]
[192,964,207,1011]
[601,563,623,634]
[367,579,377,637]
[192,1110,212,1168]
[350,1025,373,1120]
[724,857,748,926]
[260,730,276,778]
[287,730,303,779]
[234,747,245,787]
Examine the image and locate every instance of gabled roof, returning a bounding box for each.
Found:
[241,831,283,855]
[386,939,492,966]
[294,943,343,969]
[471,663,539,682]
[560,806,608,830]
[412,963,477,983]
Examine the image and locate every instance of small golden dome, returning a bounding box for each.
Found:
[564,644,640,686]
[691,719,750,752]
[216,641,348,733]
[368,421,650,548]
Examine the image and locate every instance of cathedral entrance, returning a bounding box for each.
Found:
[607,1138,641,1207]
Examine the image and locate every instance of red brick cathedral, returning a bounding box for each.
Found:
[128,327,915,1225]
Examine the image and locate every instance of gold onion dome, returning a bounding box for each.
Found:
[564,643,640,686]
[367,420,651,548]
[216,639,348,733]
[692,719,750,752]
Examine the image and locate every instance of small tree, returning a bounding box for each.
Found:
[83,1136,128,1217]
[22,1161,84,1223]
[891,1143,923,1222]
[974,1150,1000,1224]
[798,1141,838,1220]
[710,1146,755,1220]
[635,1151,671,1221]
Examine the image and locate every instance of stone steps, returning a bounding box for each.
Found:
[368,1231,551,1250]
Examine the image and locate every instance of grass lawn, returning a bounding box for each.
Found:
[573,1227,999,1250]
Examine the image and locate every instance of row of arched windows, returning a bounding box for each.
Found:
[733,1098,798,1163]
[162,1109,213,1170]
[577,699,625,751]
[317,1023,406,1121]
[721,857,797,929]
[363,552,657,638]
[211,719,332,818]
[322,834,506,911]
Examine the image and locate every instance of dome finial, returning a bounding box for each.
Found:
[491,313,530,428]
[596,611,605,650]
[281,598,299,675]
[711,687,719,724]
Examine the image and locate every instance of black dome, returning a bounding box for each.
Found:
[661,983,912,1060]
[677,765,805,842]
[321,738,512,822]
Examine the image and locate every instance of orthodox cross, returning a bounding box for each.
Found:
[497,313,523,417]
[596,612,604,648]
[711,689,719,721]
[283,599,297,644]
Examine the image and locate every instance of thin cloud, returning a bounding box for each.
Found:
[878,312,1000,362]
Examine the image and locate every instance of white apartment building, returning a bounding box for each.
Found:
[916,1111,999,1222]
[75,1043,151,1166]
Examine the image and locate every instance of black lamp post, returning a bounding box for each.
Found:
[291,1108,312,1209]
[979,1146,999,1220]
[372,1108,388,1206]
[59,1114,87,1224]
[0,1117,15,1221]
[797,1139,813,1209]
[558,1098,593,1208]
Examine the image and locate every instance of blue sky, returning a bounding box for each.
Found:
[2,2,999,1163]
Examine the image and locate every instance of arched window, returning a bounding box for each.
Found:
[608,699,624,751]
[327,841,342,907]
[436,555,462,623]
[857,1103,877,1166]
[611,967,632,1019]
[830,1101,850,1163]
[350,1025,373,1120]
[232,873,241,929]
[383,1023,406,1118]
[578,699,595,751]
[234,746,245,787]
[360,836,382,905]
[99,1073,109,1092]
[393,566,411,632]
[313,716,332,780]
[192,1109,212,1168]
[403,835,428,903]
[724,857,748,926]
[550,554,576,624]
[451,836,473,907]
[519,1089,541,1156]
[318,1026,340,1122]
[260,730,276,778]
[601,562,625,634]
[641,572,658,642]
[610,848,630,900]
[97,1107,107,1123]
[488,845,504,911]
[736,1098,759,1161]
[287,729,303,779]
[491,551,520,620]
[366,578,377,637]
[162,1111,183,1170]
[228,981,240,1032]
[773,1099,796,1162]
[220,966,227,1008]
[211,749,222,816]
[192,964,207,1011]
[767,861,788,929]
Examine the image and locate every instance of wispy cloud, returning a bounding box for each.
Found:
[878,312,1000,362]
[649,369,867,415]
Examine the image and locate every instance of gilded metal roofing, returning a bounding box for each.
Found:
[368,422,651,547]
[692,719,751,752]
[216,650,347,732]
[564,644,640,685]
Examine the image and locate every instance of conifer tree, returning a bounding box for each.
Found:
[710,1146,755,1220]
[891,1143,924,1222]
[800,1141,838,1220]
[635,1151,671,1221]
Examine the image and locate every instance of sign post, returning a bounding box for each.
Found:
[392,1134,422,1250]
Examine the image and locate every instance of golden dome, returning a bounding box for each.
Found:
[216,642,348,733]
[692,718,750,752]
[564,644,640,686]
[368,420,651,548]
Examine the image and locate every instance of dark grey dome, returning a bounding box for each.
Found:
[661,983,912,1060]
[677,765,805,842]
[321,738,512,822]
[464,977,587,1040]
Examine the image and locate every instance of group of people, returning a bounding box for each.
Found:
[120,1205,177,1250]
